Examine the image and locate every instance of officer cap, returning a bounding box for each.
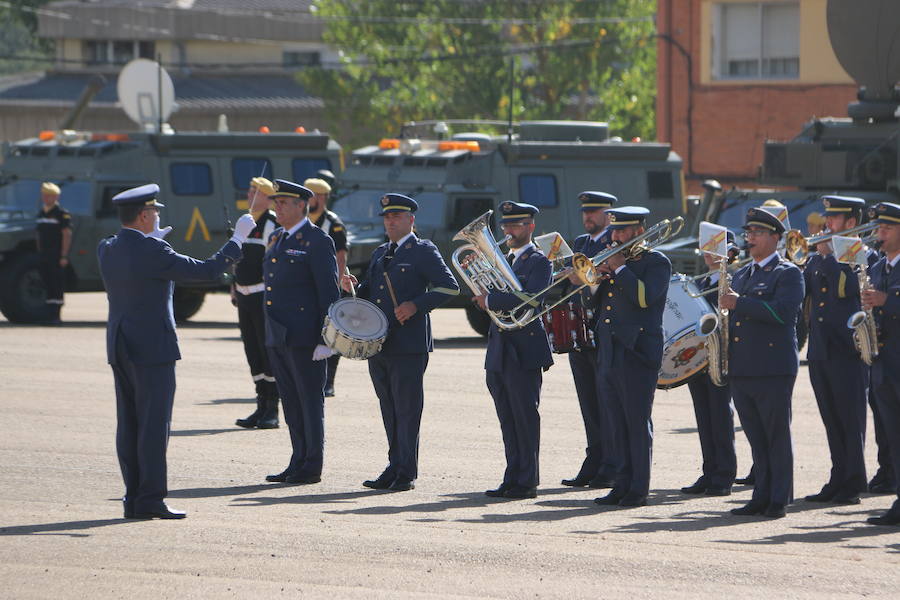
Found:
[380,193,418,215]
[499,201,539,223]
[112,183,165,208]
[578,191,616,211]
[743,206,785,234]
[606,206,649,230]
[869,201,900,224]
[271,179,313,201]
[41,182,61,196]
[250,177,276,196]
[822,195,865,215]
[303,178,332,195]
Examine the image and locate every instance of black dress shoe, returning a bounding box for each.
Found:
[265,470,294,483]
[363,474,394,490]
[594,489,626,506]
[285,473,322,485]
[681,480,707,494]
[485,484,511,498]
[123,503,135,519]
[503,486,537,499]
[588,477,615,489]
[763,503,786,519]
[561,476,591,487]
[804,485,838,502]
[730,501,768,516]
[868,480,896,495]
[323,385,335,398]
[704,486,731,496]
[831,494,861,505]
[132,504,187,520]
[618,493,647,507]
[389,479,415,492]
[867,510,900,526]
[735,473,756,486]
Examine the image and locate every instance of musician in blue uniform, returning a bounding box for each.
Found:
[342,193,459,492]
[681,232,737,497]
[803,195,869,505]
[474,201,553,499]
[862,202,900,526]
[592,207,671,508]
[262,180,340,485]
[561,191,618,489]
[719,207,804,519]
[98,184,254,519]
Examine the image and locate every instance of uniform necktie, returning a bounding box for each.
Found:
[383,242,398,266]
[750,264,758,278]
[507,253,515,266]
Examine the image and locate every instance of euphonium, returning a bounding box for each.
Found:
[847,266,879,366]
[706,256,730,386]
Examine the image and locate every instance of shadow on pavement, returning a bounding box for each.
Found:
[0,518,133,537]
[433,336,486,349]
[198,397,255,406]
[169,483,276,499]
[232,488,389,507]
[169,427,249,437]
[0,320,107,329]
[720,514,900,548]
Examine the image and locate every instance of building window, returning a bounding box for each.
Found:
[518,174,558,208]
[283,51,321,67]
[713,2,799,80]
[170,163,213,196]
[83,40,156,65]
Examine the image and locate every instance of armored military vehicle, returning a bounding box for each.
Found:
[0,129,341,322]
[660,0,900,276]
[333,119,686,335]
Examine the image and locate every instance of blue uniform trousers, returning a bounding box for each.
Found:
[111,336,176,513]
[486,363,542,489]
[731,375,795,506]
[267,345,326,476]
[597,344,656,497]
[869,385,895,483]
[872,381,900,501]
[368,352,429,481]
[808,357,868,494]
[686,374,737,488]
[569,348,616,480]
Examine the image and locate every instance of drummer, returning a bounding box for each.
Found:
[341,193,459,492]
[681,230,738,497]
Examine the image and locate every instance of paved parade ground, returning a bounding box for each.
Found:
[1,293,898,598]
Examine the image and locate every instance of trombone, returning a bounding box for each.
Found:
[784,222,879,265]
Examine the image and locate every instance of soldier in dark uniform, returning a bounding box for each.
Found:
[262,180,340,485]
[305,177,349,398]
[35,182,72,323]
[561,191,617,489]
[98,184,254,519]
[803,195,869,505]
[720,207,804,519]
[474,201,553,500]
[681,231,738,497]
[592,207,671,508]
[342,193,459,491]
[862,202,900,526]
[234,177,281,430]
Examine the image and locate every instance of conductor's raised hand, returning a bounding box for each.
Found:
[231,213,257,245]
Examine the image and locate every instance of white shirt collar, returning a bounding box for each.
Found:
[888,253,900,268]
[284,217,309,237]
[389,231,415,248]
[590,227,608,243]
[123,227,148,237]
[753,251,780,269]
[510,242,535,261]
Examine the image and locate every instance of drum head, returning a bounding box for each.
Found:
[657,327,708,390]
[328,298,388,341]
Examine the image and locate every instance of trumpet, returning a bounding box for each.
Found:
[784,222,879,265]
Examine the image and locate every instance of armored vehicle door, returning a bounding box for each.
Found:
[158,158,228,258]
[77,181,143,286]
[434,193,498,257]
[508,169,566,239]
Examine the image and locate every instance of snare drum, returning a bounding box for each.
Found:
[322,297,389,360]
[657,274,718,389]
[541,301,595,354]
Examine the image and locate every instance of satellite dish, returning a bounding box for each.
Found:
[117,58,176,131]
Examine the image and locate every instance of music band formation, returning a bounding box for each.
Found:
[92,176,900,526]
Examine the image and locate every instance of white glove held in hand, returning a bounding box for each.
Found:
[230,213,257,245]
[312,344,336,361]
[148,214,172,239]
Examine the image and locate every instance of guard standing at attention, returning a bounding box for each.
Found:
[98,183,255,519]
[304,177,349,398]
[592,206,671,508]
[35,182,72,323]
[803,195,869,505]
[342,193,459,491]
[263,180,340,486]
[234,177,281,430]
[862,202,900,526]
[561,191,617,489]
[719,207,804,519]
[681,231,738,497]
[474,201,553,500]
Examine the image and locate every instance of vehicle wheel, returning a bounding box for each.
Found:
[465,303,490,337]
[0,254,55,323]
[173,287,206,322]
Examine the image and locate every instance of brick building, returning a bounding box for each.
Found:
[656,0,857,192]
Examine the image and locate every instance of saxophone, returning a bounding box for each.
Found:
[847,265,879,366]
[706,257,730,387]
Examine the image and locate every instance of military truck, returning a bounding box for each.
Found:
[333,119,686,335]
[659,0,900,277]
[0,129,342,322]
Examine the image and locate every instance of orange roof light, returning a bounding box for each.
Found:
[91,133,130,142]
[437,140,480,152]
[294,126,306,133]
[259,126,270,133]
[38,130,55,141]
[379,138,400,150]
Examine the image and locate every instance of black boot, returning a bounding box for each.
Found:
[324,354,339,397]
[235,397,263,429]
[257,398,280,429]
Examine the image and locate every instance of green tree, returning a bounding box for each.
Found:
[0,0,54,75]
[301,0,657,147]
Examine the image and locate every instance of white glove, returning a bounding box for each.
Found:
[230,213,257,245]
[148,214,172,239]
[312,344,336,361]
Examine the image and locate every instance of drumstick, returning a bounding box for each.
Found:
[383,271,403,326]
[344,266,356,298]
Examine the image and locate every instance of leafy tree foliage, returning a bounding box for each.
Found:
[0,0,54,75]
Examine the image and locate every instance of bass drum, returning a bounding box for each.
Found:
[657,274,718,390]
[541,300,595,354]
[322,297,389,360]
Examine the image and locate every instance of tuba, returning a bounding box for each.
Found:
[848,266,879,366]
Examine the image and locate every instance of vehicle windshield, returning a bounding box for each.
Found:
[0,178,94,219]
[332,190,446,228]
[718,194,820,237]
